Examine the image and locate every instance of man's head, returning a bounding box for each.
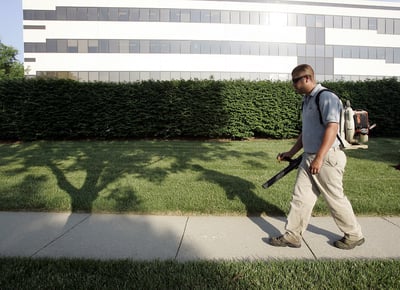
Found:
[291,64,316,95]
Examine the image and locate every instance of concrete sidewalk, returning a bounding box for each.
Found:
[1,211,399,261]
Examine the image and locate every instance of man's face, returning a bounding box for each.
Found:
[291,74,309,94]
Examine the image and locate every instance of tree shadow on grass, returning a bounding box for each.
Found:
[0,140,288,238]
[191,164,284,235]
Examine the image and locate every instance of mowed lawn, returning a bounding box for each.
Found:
[0,138,399,216]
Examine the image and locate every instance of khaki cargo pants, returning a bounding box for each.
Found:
[285,148,363,242]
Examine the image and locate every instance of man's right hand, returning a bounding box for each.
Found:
[277,152,293,162]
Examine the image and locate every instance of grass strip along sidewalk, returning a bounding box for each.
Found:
[0,138,399,215]
[1,138,399,289]
[1,258,399,289]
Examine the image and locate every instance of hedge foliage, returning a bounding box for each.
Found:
[0,78,398,140]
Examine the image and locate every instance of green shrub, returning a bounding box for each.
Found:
[0,78,398,140]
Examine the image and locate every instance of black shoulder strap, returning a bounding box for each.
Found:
[314,89,333,125]
[315,89,345,148]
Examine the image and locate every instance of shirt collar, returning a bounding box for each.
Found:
[308,84,322,98]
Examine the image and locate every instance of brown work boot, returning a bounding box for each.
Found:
[269,234,301,248]
[334,236,365,250]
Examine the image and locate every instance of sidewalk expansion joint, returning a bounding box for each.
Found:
[30,214,91,258]
[175,216,189,260]
[382,217,400,229]
[302,238,318,260]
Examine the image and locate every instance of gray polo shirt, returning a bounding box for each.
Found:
[302,84,342,154]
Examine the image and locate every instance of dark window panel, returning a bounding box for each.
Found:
[395,20,400,34]
[368,18,377,30]
[109,40,119,53]
[88,8,98,20]
[24,43,35,52]
[315,28,325,45]
[47,39,57,52]
[139,8,149,21]
[23,10,34,20]
[170,9,180,22]
[140,40,150,53]
[325,15,333,28]
[119,8,129,21]
[297,14,306,26]
[231,11,240,24]
[99,40,109,52]
[386,47,394,63]
[160,9,169,21]
[306,44,315,57]
[269,43,279,55]
[324,58,334,74]
[351,17,360,29]
[360,17,368,29]
[58,40,67,52]
[211,11,221,23]
[191,41,201,54]
[315,57,325,74]
[378,18,385,34]
[386,19,394,34]
[306,15,316,27]
[67,40,78,53]
[307,27,316,44]
[297,44,306,56]
[77,7,88,20]
[201,41,211,54]
[109,8,118,21]
[170,41,180,53]
[352,46,360,58]
[56,7,67,20]
[334,16,342,28]
[393,48,400,63]
[377,47,385,59]
[360,47,368,58]
[221,11,230,24]
[201,10,211,23]
[150,40,161,53]
[99,8,108,21]
[240,11,250,24]
[343,16,351,29]
[66,7,77,20]
[120,40,129,53]
[230,42,241,54]
[316,45,325,57]
[88,40,99,53]
[181,9,190,22]
[45,10,56,20]
[129,40,140,53]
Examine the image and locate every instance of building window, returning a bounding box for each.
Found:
[351,17,360,29]
[118,8,129,21]
[67,40,78,53]
[88,40,99,53]
[88,8,98,20]
[47,39,57,52]
[368,18,377,30]
[77,8,88,20]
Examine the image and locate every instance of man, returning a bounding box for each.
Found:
[269,64,364,250]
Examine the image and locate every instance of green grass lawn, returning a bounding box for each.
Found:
[1,257,399,290]
[0,138,399,215]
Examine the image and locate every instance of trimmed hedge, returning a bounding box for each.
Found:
[0,78,398,140]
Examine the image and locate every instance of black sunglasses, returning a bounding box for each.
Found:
[292,75,307,84]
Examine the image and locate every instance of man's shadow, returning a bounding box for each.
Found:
[191,164,284,238]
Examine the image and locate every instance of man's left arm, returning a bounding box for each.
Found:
[309,122,338,174]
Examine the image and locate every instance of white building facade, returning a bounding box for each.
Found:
[23,0,400,82]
